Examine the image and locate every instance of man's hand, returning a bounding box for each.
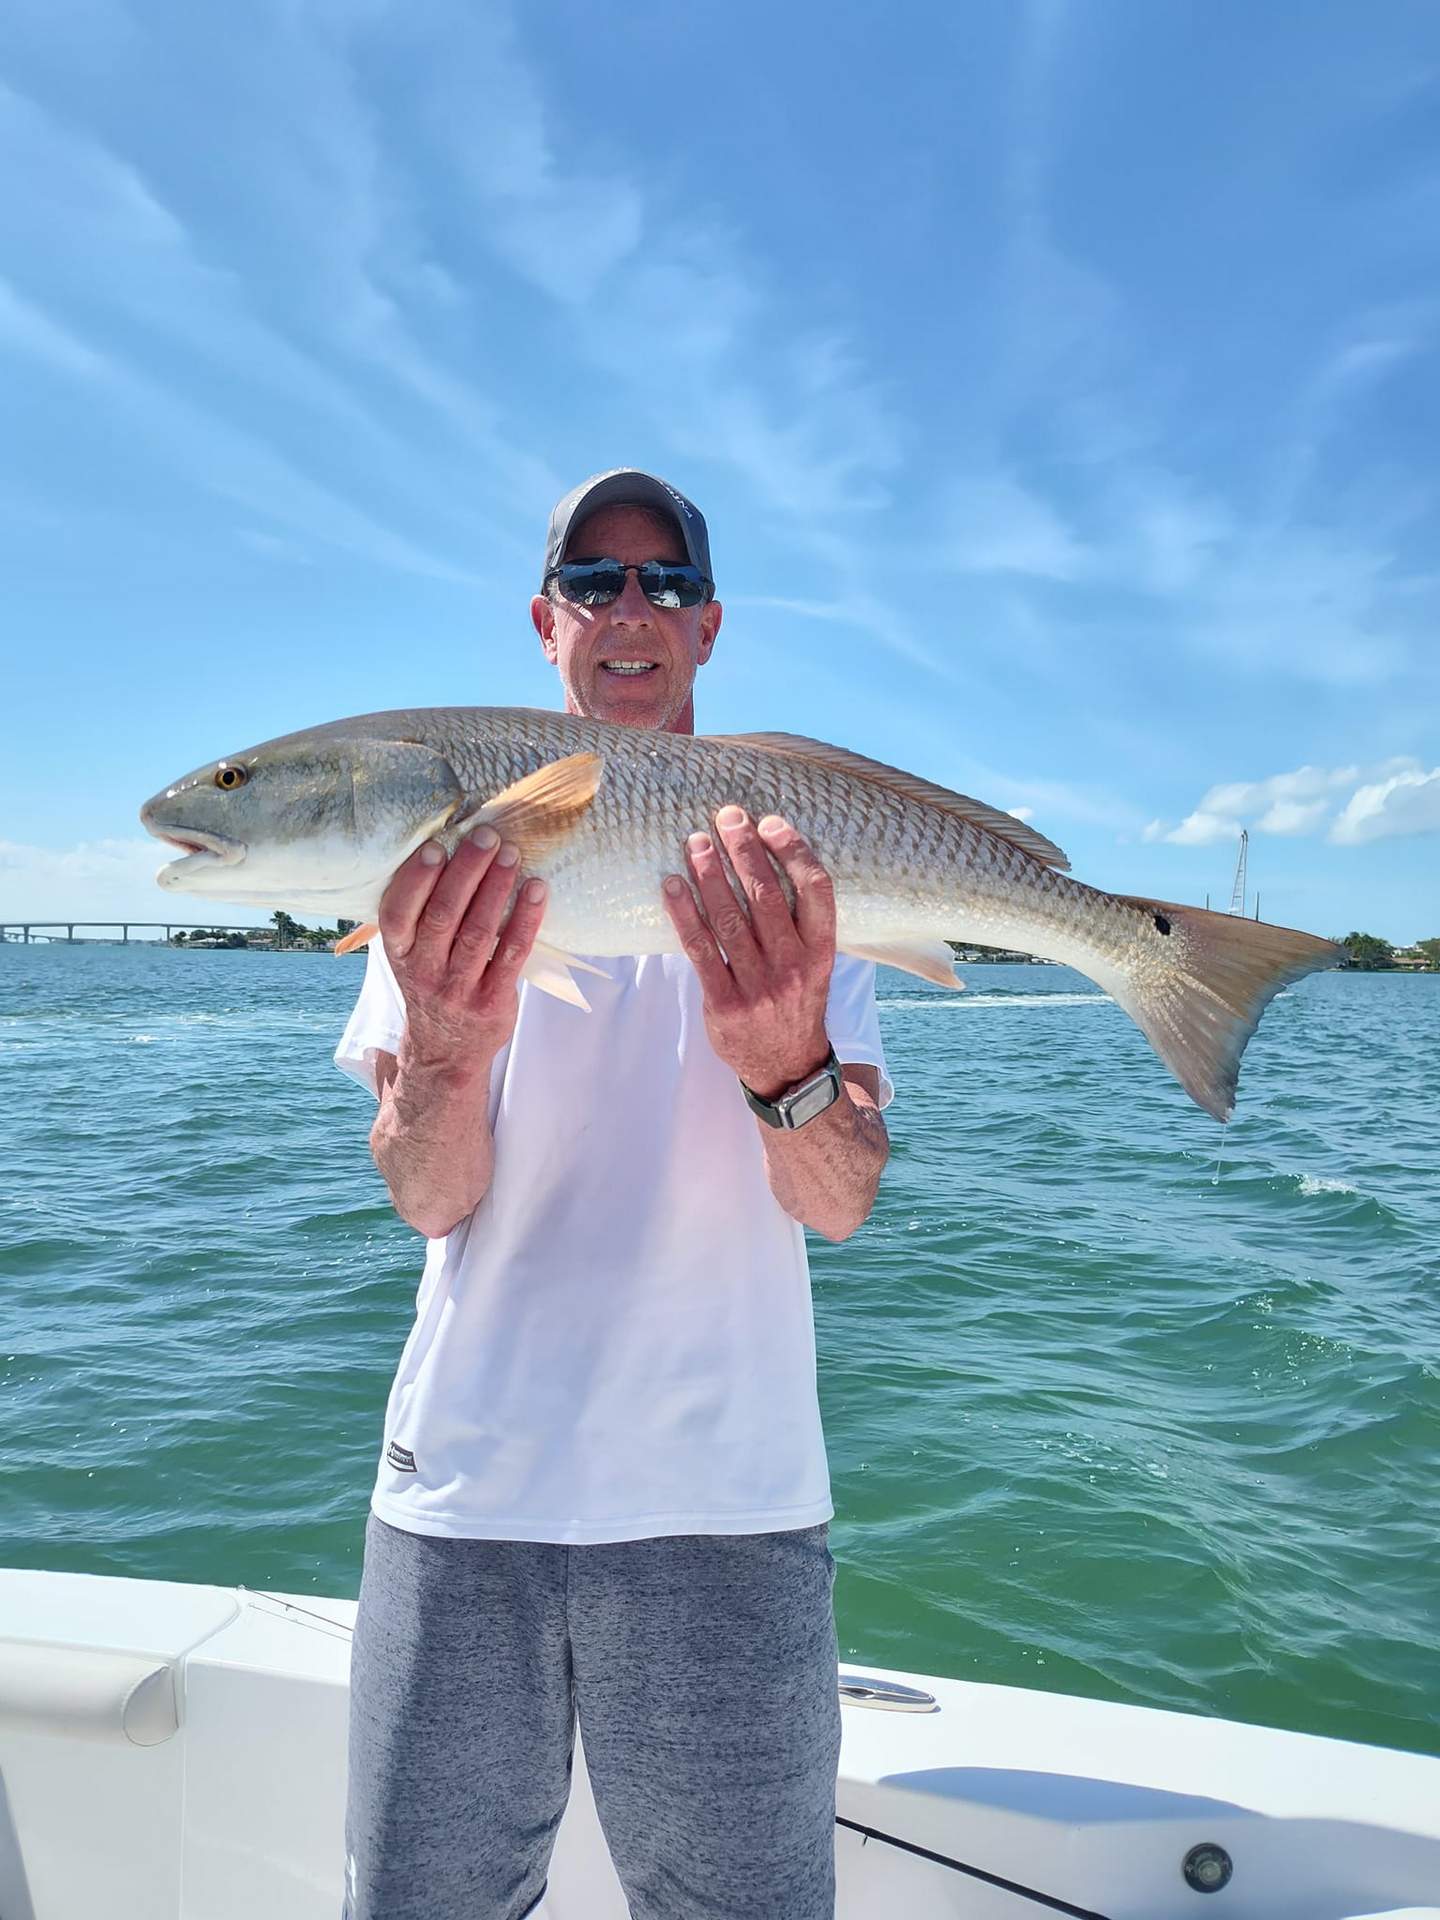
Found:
[380,828,549,1070]
[661,806,836,1098]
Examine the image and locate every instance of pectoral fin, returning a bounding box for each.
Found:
[452,753,604,857]
[841,939,964,990]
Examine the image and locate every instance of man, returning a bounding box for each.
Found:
[335,470,893,1919]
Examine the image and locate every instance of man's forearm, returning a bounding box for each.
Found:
[759,1076,889,1242]
[371,1040,496,1239]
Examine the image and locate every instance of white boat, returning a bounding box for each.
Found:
[1,1566,1437,1918]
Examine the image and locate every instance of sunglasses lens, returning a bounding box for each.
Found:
[639,564,706,609]
[557,563,626,606]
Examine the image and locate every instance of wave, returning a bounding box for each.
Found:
[876,992,1115,1011]
[1297,1174,1360,1197]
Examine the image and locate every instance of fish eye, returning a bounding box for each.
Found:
[214,764,248,790]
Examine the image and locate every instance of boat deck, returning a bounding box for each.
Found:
[1,1568,1438,1918]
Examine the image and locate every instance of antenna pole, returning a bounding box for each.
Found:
[1227,829,1249,917]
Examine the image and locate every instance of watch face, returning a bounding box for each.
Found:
[786,1074,839,1129]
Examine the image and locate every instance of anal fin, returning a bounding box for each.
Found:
[522,942,609,1010]
[334,921,379,956]
[842,939,964,990]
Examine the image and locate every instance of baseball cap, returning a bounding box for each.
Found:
[542,469,713,593]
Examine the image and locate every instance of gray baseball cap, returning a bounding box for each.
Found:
[542,468,714,594]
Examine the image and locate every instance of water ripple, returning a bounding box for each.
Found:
[3,946,1437,1758]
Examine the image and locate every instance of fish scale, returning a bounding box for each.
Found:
[141,705,1343,1120]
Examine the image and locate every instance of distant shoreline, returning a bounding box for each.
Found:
[6,941,1436,974]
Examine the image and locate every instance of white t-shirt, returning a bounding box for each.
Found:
[334,939,892,1544]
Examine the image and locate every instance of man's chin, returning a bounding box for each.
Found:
[579,674,680,729]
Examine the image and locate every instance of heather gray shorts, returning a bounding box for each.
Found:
[343,1512,841,1920]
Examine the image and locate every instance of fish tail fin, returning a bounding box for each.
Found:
[1107,899,1343,1120]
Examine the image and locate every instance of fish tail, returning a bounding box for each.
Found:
[1106,899,1343,1120]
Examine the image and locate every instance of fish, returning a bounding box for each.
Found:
[139,705,1343,1120]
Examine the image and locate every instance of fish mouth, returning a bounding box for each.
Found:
[146,826,246,880]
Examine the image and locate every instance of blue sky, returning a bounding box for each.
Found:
[2,0,1437,941]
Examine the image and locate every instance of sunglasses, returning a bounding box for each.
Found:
[548,558,713,610]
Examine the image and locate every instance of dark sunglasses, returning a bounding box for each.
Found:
[547,558,713,610]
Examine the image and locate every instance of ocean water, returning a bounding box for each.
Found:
[2,944,1437,1758]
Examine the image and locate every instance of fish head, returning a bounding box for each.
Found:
[139,725,466,916]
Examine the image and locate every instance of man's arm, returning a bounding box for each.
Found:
[661,807,889,1243]
[754,1063,889,1243]
[369,1042,496,1240]
[367,828,547,1239]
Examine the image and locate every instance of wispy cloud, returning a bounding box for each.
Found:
[1265,308,1436,527]
[981,772,1144,835]
[926,6,1440,690]
[935,474,1093,581]
[0,56,552,571]
[0,245,487,587]
[0,836,265,926]
[401,4,930,668]
[0,273,109,379]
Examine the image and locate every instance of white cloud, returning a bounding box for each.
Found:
[1331,766,1440,844]
[1148,758,1434,846]
[1201,764,1363,817]
[1006,805,1036,823]
[1160,810,1243,848]
[1255,798,1331,835]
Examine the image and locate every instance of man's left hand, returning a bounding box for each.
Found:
[661,807,837,1101]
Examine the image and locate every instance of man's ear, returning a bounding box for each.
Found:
[531,592,558,663]
[698,597,722,665]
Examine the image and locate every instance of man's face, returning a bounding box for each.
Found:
[531,504,722,734]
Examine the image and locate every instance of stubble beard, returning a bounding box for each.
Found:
[564,660,688,733]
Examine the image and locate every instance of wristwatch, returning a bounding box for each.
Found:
[740,1047,844,1130]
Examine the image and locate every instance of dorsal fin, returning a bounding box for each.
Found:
[710,732,1070,872]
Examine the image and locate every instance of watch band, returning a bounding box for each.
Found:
[740,1048,843,1131]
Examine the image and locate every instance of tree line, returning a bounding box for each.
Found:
[1338,934,1440,971]
[170,912,359,951]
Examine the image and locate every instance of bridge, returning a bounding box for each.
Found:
[1,921,273,945]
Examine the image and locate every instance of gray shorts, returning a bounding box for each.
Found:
[343,1512,841,1919]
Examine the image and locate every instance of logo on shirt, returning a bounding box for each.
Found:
[385,1440,417,1473]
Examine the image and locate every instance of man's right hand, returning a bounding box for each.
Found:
[379,828,549,1070]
